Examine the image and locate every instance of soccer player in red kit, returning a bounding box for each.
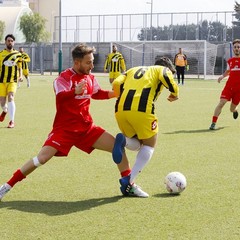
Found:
[0,43,147,200]
[209,39,240,130]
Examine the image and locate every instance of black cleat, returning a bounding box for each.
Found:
[233,111,238,120]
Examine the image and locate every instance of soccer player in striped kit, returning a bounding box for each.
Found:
[18,47,31,88]
[104,44,126,84]
[0,34,23,128]
[112,57,179,197]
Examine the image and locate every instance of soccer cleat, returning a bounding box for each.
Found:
[233,111,238,119]
[0,183,11,201]
[209,123,216,130]
[119,175,131,196]
[7,121,14,128]
[128,184,149,198]
[112,133,126,164]
[0,111,7,122]
[119,176,149,198]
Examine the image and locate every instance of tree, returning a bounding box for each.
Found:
[137,20,232,42]
[0,20,5,42]
[233,1,240,26]
[19,13,50,43]
[232,1,240,39]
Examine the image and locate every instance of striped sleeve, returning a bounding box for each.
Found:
[160,68,179,97]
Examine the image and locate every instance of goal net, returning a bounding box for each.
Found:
[114,40,219,79]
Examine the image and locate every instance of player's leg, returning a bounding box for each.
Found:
[129,134,157,185]
[6,83,18,128]
[25,72,30,88]
[119,134,156,198]
[112,111,141,164]
[181,67,185,85]
[93,131,131,176]
[26,77,30,88]
[0,84,8,122]
[118,134,156,198]
[93,130,148,197]
[112,134,141,164]
[0,146,58,200]
[209,98,228,130]
[230,93,240,119]
[113,112,157,197]
[7,92,15,128]
[230,102,238,119]
[176,66,181,84]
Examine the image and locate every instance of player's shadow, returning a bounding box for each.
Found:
[153,193,182,198]
[0,196,122,216]
[163,127,225,134]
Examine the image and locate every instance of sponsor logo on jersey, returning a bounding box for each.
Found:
[112,56,119,62]
[4,60,16,67]
[152,120,157,130]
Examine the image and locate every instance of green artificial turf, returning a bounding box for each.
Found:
[0,75,239,239]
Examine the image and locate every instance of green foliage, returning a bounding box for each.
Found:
[232,1,240,39]
[234,1,240,24]
[0,75,240,239]
[19,13,50,43]
[0,20,5,42]
[138,20,234,42]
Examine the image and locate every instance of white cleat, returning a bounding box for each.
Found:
[128,183,149,198]
[0,183,11,201]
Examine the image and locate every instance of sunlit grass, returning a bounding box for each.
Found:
[0,75,240,239]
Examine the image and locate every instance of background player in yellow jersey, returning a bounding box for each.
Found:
[112,57,179,197]
[0,34,22,128]
[18,47,31,88]
[104,44,126,84]
[174,48,188,85]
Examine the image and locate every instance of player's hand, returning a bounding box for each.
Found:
[75,80,87,95]
[167,94,178,102]
[217,75,224,83]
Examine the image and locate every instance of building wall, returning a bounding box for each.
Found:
[28,0,59,41]
[0,0,32,42]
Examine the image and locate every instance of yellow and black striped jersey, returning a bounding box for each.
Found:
[104,52,126,73]
[0,49,22,83]
[113,65,179,114]
[21,52,30,70]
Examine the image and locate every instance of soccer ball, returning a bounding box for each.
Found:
[164,172,187,194]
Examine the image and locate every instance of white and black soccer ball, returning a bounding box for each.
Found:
[164,171,187,194]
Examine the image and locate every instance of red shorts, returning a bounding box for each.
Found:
[43,124,105,156]
[220,85,240,105]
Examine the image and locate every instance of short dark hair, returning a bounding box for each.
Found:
[233,39,240,45]
[72,43,95,60]
[155,56,176,74]
[5,34,15,41]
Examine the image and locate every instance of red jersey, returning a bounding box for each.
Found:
[52,68,109,132]
[226,57,240,87]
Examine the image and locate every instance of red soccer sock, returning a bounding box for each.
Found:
[121,169,131,177]
[7,169,26,187]
[212,116,218,123]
